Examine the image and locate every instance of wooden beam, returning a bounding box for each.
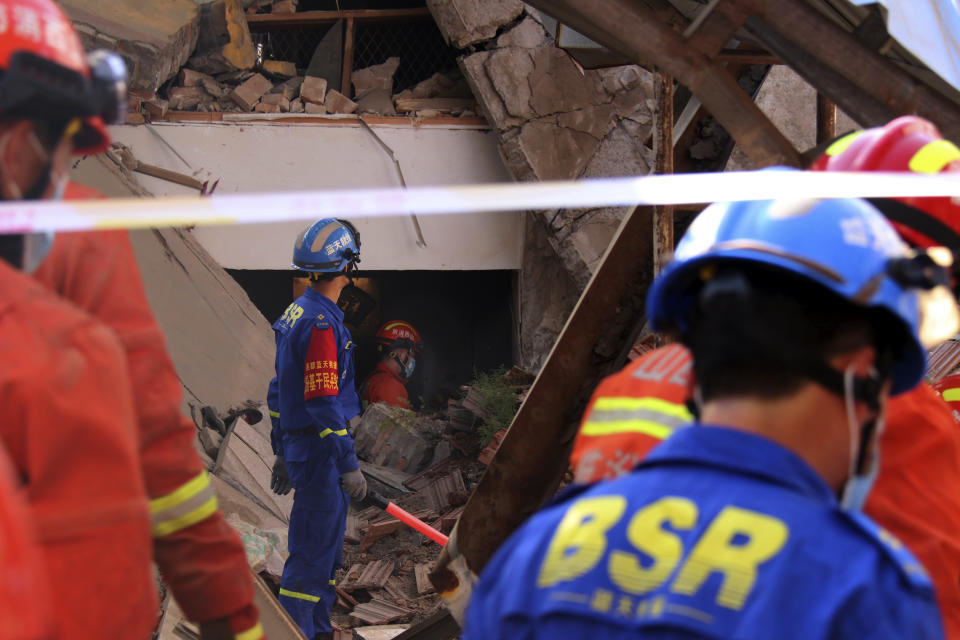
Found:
[523,0,801,168]
[746,0,960,141]
[653,71,674,275]
[716,49,782,65]
[816,93,837,145]
[431,205,656,592]
[341,18,355,100]
[248,7,429,28]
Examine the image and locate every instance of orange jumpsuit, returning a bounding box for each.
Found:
[34,222,261,638]
[0,259,156,639]
[0,445,54,640]
[362,362,411,409]
[571,344,960,638]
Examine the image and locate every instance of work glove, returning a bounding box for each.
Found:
[341,468,367,500]
[271,456,292,495]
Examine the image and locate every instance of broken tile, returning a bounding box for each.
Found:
[352,623,410,640]
[300,76,328,105]
[414,563,435,596]
[420,468,466,513]
[478,429,508,465]
[402,456,457,492]
[324,89,359,115]
[345,513,364,544]
[342,559,395,591]
[230,73,272,111]
[349,599,413,626]
[263,60,298,77]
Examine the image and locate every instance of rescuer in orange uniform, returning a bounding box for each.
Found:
[0,1,157,637]
[570,116,960,638]
[0,444,54,640]
[362,320,423,409]
[0,2,263,638]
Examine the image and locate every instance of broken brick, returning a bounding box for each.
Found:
[289,98,305,113]
[305,102,327,115]
[180,68,215,87]
[263,60,298,77]
[260,93,290,111]
[142,97,169,120]
[270,76,304,100]
[478,429,508,465]
[300,76,328,105]
[229,73,272,111]
[254,102,281,113]
[414,563,435,596]
[324,89,359,114]
[168,85,211,110]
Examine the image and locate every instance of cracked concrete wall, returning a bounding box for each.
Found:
[427,2,655,370]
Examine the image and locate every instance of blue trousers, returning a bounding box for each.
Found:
[279,440,349,637]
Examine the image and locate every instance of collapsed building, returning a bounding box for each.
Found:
[55,0,960,638]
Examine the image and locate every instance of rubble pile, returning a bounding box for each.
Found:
[89,0,479,122]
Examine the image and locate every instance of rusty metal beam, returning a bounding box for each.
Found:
[430,204,655,614]
[654,71,674,275]
[524,0,800,167]
[745,0,960,141]
[816,93,837,145]
[682,0,751,59]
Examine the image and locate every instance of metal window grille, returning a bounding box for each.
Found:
[251,17,459,96]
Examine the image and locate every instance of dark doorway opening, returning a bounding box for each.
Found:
[228,268,516,411]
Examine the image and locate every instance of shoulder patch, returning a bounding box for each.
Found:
[314,317,331,331]
[843,511,933,591]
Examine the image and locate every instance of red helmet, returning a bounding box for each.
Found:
[0,0,128,154]
[375,320,423,355]
[811,116,960,248]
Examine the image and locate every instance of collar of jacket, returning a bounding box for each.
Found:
[303,286,345,324]
[641,425,837,505]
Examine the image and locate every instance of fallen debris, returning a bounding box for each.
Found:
[352,624,410,640]
[350,599,414,626]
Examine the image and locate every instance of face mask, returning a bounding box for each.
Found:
[839,364,885,511]
[402,356,416,379]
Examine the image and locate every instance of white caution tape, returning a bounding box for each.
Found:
[1,171,959,234]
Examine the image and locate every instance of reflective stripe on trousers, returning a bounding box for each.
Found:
[149,470,218,537]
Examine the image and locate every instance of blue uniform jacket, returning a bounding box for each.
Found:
[266,287,361,477]
[464,426,944,640]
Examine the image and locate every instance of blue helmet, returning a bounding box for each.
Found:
[292,218,361,273]
[647,196,957,395]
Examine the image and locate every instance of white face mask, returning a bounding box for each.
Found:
[839,364,885,512]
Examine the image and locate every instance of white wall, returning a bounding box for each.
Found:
[91,120,523,270]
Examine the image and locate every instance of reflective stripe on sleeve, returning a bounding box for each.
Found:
[319,428,349,438]
[942,388,960,402]
[269,410,280,418]
[580,396,693,439]
[235,622,264,640]
[329,579,336,586]
[279,588,321,602]
[909,139,960,174]
[149,470,219,538]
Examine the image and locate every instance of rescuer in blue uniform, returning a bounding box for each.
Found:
[266,218,368,640]
[463,195,956,639]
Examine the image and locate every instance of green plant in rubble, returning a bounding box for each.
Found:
[469,366,520,448]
